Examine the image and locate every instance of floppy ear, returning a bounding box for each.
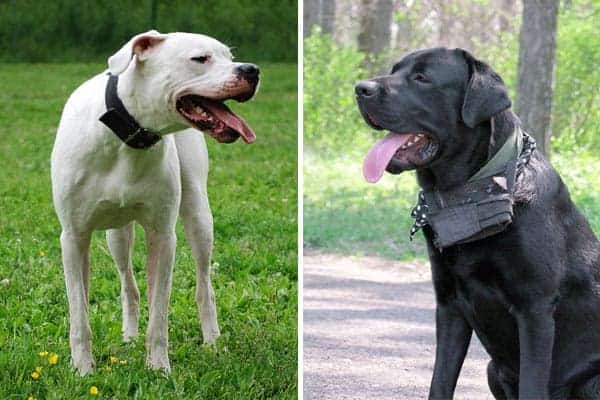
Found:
[107,30,167,75]
[460,49,511,128]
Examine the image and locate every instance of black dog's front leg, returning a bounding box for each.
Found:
[429,303,473,400]
[515,303,555,399]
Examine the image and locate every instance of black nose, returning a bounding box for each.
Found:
[355,80,380,97]
[236,63,260,80]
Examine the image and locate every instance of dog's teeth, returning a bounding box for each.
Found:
[401,145,408,150]
[417,133,424,138]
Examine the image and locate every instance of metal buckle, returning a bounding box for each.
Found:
[124,127,160,148]
[124,127,147,144]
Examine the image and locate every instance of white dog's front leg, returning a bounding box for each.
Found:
[144,228,176,372]
[60,230,94,375]
[181,192,220,344]
[106,223,140,342]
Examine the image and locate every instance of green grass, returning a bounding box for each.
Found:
[0,63,297,399]
[304,147,600,261]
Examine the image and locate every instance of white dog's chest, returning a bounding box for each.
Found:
[82,163,181,230]
[53,139,182,232]
[88,197,148,230]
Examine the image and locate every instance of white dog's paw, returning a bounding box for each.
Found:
[200,313,220,345]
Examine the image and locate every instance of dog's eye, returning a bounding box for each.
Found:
[191,55,211,64]
[412,73,430,83]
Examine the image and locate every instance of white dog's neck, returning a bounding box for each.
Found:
[116,64,186,136]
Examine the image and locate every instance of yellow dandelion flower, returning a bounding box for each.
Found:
[119,359,127,365]
[31,371,40,380]
[39,250,46,257]
[89,386,99,395]
[28,396,35,400]
[38,351,48,357]
[109,356,118,364]
[35,366,42,373]
[103,366,112,373]
[48,353,58,365]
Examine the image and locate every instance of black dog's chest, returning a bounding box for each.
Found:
[457,291,520,372]
[441,254,521,368]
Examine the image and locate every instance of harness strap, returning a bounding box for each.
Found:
[469,127,522,181]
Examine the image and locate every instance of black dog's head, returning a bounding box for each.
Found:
[356,48,511,184]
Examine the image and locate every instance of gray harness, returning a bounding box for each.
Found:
[410,127,536,250]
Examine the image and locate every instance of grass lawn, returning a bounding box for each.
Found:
[304,147,600,261]
[0,63,297,399]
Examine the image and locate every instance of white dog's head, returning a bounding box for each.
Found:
[108,30,259,143]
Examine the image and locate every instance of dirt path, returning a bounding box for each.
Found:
[303,253,493,400]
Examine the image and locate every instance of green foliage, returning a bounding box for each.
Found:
[478,1,600,153]
[0,62,297,398]
[552,3,600,151]
[0,0,297,62]
[304,152,425,260]
[476,30,520,100]
[303,28,369,153]
[303,30,422,259]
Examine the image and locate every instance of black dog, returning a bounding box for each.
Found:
[355,48,600,399]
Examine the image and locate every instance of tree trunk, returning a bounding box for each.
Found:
[304,0,336,37]
[357,0,394,72]
[516,0,559,156]
[320,0,336,35]
[304,0,319,37]
[496,0,516,33]
[150,0,158,28]
[437,2,453,48]
[394,1,413,56]
[333,0,355,44]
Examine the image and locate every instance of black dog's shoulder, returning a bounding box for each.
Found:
[516,151,599,265]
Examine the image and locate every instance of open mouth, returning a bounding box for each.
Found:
[363,131,439,183]
[176,95,256,144]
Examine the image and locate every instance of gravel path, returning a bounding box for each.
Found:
[303,253,493,400]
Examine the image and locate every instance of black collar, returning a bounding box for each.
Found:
[99,74,161,149]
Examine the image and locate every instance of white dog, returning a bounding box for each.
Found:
[51,30,259,375]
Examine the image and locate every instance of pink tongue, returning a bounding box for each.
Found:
[201,100,256,143]
[363,132,412,183]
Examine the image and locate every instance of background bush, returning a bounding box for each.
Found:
[304,27,367,153]
[0,0,297,62]
[552,5,600,151]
